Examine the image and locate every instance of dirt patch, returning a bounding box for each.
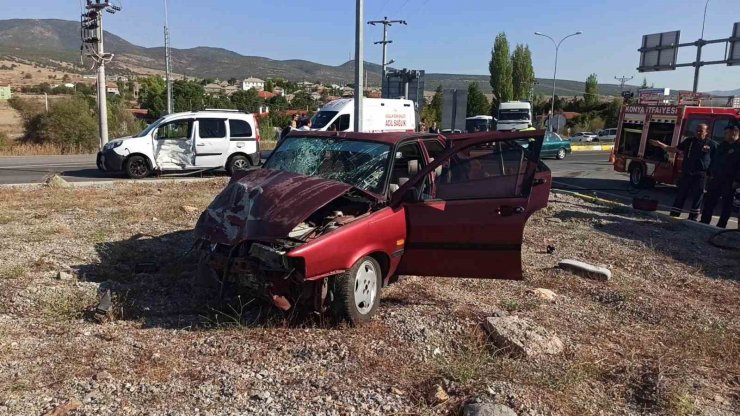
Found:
[0,182,737,415]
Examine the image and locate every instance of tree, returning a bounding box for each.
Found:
[228,77,238,86]
[138,76,167,118]
[231,89,262,113]
[489,32,513,108]
[466,82,490,117]
[420,85,443,125]
[172,80,207,113]
[41,97,99,152]
[264,79,275,93]
[511,44,535,101]
[584,73,599,108]
[602,97,623,127]
[268,95,289,111]
[290,90,314,111]
[640,77,648,89]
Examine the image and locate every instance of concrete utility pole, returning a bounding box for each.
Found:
[367,16,406,90]
[354,0,364,132]
[81,0,121,149]
[164,0,173,114]
[614,75,634,89]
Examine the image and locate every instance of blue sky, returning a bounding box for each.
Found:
[3,0,739,91]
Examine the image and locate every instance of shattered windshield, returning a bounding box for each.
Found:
[263,136,391,194]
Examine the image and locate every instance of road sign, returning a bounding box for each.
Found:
[729,22,740,66]
[638,88,670,104]
[638,31,680,72]
[678,91,709,106]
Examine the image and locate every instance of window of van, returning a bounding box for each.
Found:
[311,111,338,129]
[156,119,192,140]
[199,119,227,139]
[644,122,674,162]
[617,122,642,157]
[229,119,253,138]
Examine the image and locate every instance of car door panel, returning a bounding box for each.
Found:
[194,118,230,167]
[154,119,194,169]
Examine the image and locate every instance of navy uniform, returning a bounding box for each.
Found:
[670,136,716,220]
[700,127,740,227]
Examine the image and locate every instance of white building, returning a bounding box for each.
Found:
[242,77,265,91]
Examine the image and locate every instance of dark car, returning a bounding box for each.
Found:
[541,132,572,160]
[194,130,551,324]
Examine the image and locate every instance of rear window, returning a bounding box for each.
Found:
[229,119,253,138]
[199,118,226,139]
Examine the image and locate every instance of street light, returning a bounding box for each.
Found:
[535,30,582,131]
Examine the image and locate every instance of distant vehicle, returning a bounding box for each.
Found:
[496,101,532,131]
[97,110,260,179]
[613,103,740,188]
[310,98,416,133]
[541,132,572,160]
[570,132,598,142]
[597,128,617,141]
[441,128,463,134]
[465,115,494,132]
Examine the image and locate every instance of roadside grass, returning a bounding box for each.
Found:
[38,288,97,320]
[0,264,26,280]
[0,142,94,156]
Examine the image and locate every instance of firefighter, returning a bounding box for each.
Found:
[649,123,716,221]
[700,123,740,227]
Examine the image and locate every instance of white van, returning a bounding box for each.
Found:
[97,110,260,179]
[465,115,494,132]
[597,128,617,142]
[496,101,532,131]
[309,98,416,132]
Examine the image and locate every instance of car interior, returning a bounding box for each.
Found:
[389,142,425,195]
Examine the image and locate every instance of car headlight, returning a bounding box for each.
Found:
[105,141,123,150]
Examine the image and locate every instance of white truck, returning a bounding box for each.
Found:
[310,98,416,133]
[496,101,532,131]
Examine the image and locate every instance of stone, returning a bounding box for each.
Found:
[426,384,449,405]
[180,205,200,214]
[482,316,564,358]
[43,398,82,416]
[463,403,518,416]
[45,174,72,189]
[56,271,75,281]
[528,288,557,302]
[558,259,611,281]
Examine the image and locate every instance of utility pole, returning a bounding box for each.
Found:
[614,75,634,89]
[81,0,121,149]
[367,16,406,91]
[164,0,173,114]
[354,0,364,132]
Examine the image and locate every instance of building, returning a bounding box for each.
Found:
[242,77,265,91]
[258,91,275,100]
[272,86,285,96]
[0,86,11,100]
[223,85,240,96]
[204,83,224,95]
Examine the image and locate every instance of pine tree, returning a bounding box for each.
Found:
[489,33,513,108]
[512,44,535,101]
[584,73,599,107]
[466,82,490,117]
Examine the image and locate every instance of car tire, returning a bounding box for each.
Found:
[226,154,251,176]
[331,256,382,325]
[556,148,567,160]
[629,163,654,188]
[124,155,151,179]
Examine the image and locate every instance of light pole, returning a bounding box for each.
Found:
[693,0,711,92]
[535,31,582,131]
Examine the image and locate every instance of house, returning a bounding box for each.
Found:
[285,94,295,103]
[0,86,11,100]
[106,83,120,95]
[272,86,285,96]
[204,83,224,95]
[223,85,240,96]
[341,86,354,97]
[258,90,275,100]
[242,77,265,91]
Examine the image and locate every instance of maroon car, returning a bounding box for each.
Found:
[194,130,550,324]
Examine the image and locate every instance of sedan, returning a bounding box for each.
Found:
[541,132,572,159]
[570,132,598,142]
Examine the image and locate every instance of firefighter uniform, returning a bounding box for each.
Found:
[700,139,740,227]
[670,136,716,220]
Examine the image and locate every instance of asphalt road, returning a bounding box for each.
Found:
[0,151,736,228]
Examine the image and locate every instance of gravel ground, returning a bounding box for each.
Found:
[0,180,738,415]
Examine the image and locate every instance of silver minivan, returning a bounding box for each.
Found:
[597,128,617,142]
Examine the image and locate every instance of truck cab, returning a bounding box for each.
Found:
[496,102,532,131]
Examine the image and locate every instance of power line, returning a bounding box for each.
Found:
[367,17,407,90]
[614,75,634,90]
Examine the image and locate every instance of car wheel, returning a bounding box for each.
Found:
[226,154,251,175]
[629,163,653,188]
[124,155,151,179]
[332,256,381,325]
[556,148,567,160]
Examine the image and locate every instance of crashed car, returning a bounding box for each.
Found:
[194,129,551,324]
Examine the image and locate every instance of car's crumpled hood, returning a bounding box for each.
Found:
[194,169,356,245]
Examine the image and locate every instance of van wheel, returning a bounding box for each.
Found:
[226,155,251,175]
[124,155,151,179]
[556,148,567,160]
[629,164,654,188]
[331,256,381,326]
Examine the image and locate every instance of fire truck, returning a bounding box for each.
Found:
[612,97,740,188]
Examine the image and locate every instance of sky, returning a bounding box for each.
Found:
[2,0,739,92]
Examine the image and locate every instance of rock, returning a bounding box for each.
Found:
[251,391,271,401]
[528,288,557,302]
[463,402,518,416]
[56,271,75,281]
[43,398,82,416]
[180,205,200,214]
[45,174,72,189]
[426,384,449,405]
[482,316,564,358]
[558,259,611,281]
[93,370,112,381]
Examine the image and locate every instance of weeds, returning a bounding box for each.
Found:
[0,265,26,280]
[434,331,493,384]
[39,289,97,320]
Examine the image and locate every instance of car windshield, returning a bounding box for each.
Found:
[263,136,391,194]
[134,117,165,138]
[310,111,338,129]
[498,110,530,121]
[545,132,561,141]
[465,119,490,132]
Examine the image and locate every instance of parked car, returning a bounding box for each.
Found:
[597,128,617,142]
[570,131,598,142]
[97,110,260,179]
[541,132,572,160]
[194,130,551,324]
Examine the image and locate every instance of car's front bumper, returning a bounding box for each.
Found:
[96,149,125,172]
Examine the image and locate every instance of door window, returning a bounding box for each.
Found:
[423,139,446,159]
[329,114,350,131]
[682,117,711,140]
[156,119,192,140]
[711,119,733,144]
[229,119,253,138]
[389,142,426,194]
[199,118,227,139]
[644,122,675,162]
[617,123,642,156]
[429,140,533,200]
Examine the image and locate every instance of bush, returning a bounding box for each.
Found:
[41,96,99,152]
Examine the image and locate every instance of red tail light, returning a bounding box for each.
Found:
[254,117,261,142]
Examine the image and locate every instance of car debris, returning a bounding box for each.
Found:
[94,289,113,322]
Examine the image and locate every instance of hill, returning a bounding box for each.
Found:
[0,18,634,95]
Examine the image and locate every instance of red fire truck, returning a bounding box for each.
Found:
[613,101,740,188]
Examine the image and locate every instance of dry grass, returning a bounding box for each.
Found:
[0,142,95,156]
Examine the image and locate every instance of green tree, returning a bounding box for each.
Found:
[172,80,206,112]
[290,90,314,111]
[41,97,99,152]
[138,76,167,118]
[108,98,145,138]
[602,97,623,127]
[230,89,262,113]
[584,73,599,108]
[511,44,535,101]
[489,32,513,108]
[466,82,490,117]
[422,85,443,124]
[264,79,275,93]
[268,95,289,111]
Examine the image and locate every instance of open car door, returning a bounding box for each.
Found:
[394,130,549,279]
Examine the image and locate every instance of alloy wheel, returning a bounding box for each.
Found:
[353,260,378,315]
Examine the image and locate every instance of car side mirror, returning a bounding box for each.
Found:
[400,187,420,204]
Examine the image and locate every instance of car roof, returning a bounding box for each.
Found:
[287,130,438,145]
[163,110,254,120]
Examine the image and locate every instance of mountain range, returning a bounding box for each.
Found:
[1,18,640,96]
